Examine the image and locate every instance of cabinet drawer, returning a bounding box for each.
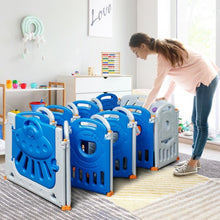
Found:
[57,75,133,104]
[75,77,132,93]
[76,91,132,100]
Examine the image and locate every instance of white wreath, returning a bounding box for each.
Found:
[21,16,45,44]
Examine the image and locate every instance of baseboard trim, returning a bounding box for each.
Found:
[179,136,220,152]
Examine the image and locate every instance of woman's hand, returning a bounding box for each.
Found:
[156,97,167,101]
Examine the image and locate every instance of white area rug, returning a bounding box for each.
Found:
[133,179,220,220]
[107,166,209,212]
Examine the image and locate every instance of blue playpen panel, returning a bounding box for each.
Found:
[12,113,58,189]
[73,100,99,118]
[124,105,154,169]
[98,110,133,177]
[70,118,112,195]
[17,111,50,124]
[0,125,2,139]
[96,93,119,110]
[46,105,73,125]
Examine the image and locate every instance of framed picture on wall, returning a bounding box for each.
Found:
[89,0,113,38]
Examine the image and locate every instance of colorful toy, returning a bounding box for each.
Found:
[20,83,27,89]
[4,110,71,210]
[31,82,37,89]
[39,85,47,89]
[12,80,18,89]
[6,80,12,89]
[10,109,21,114]
[29,99,46,112]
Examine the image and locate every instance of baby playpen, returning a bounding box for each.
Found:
[4,92,179,210]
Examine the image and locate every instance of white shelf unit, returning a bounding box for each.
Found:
[58,75,133,104]
[0,82,65,140]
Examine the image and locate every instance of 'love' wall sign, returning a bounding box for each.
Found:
[89,0,112,37]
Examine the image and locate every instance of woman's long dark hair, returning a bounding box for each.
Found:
[129,33,188,67]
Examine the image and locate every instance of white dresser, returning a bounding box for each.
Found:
[58,75,133,104]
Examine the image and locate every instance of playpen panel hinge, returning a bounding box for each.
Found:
[149,117,157,123]
[61,139,70,148]
[128,121,137,128]
[105,131,113,140]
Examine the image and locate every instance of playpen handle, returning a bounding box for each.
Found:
[91,114,111,132]
[91,98,103,111]
[36,107,55,124]
[63,120,69,141]
[155,103,175,117]
[113,106,135,122]
[66,102,79,116]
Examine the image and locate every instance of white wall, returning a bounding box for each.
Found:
[0,0,137,84]
[217,0,220,69]
[136,0,158,89]
[0,0,137,112]
[136,0,176,90]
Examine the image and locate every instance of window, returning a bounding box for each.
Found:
[175,0,219,134]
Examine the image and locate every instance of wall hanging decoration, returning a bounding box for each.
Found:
[89,0,113,38]
[21,16,46,59]
[102,52,120,74]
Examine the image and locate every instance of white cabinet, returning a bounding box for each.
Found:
[58,75,133,104]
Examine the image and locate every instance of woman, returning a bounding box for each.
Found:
[129,32,219,176]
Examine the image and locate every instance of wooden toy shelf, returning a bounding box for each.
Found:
[0,82,65,140]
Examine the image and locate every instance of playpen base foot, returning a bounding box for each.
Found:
[176,156,180,161]
[61,205,72,211]
[129,174,137,179]
[151,167,158,171]
[106,191,114,197]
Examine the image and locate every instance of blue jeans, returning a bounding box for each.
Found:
[191,76,218,160]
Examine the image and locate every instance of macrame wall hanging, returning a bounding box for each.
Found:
[21,16,46,59]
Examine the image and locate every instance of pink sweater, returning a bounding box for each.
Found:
[143,49,219,109]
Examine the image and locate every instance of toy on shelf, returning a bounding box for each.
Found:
[31,82,37,89]
[12,80,19,89]
[6,80,12,89]
[88,67,94,76]
[102,52,120,75]
[71,71,79,76]
[29,99,46,112]
[178,118,193,136]
[10,109,21,114]
[20,83,27,89]
[4,110,71,210]
[39,85,48,89]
